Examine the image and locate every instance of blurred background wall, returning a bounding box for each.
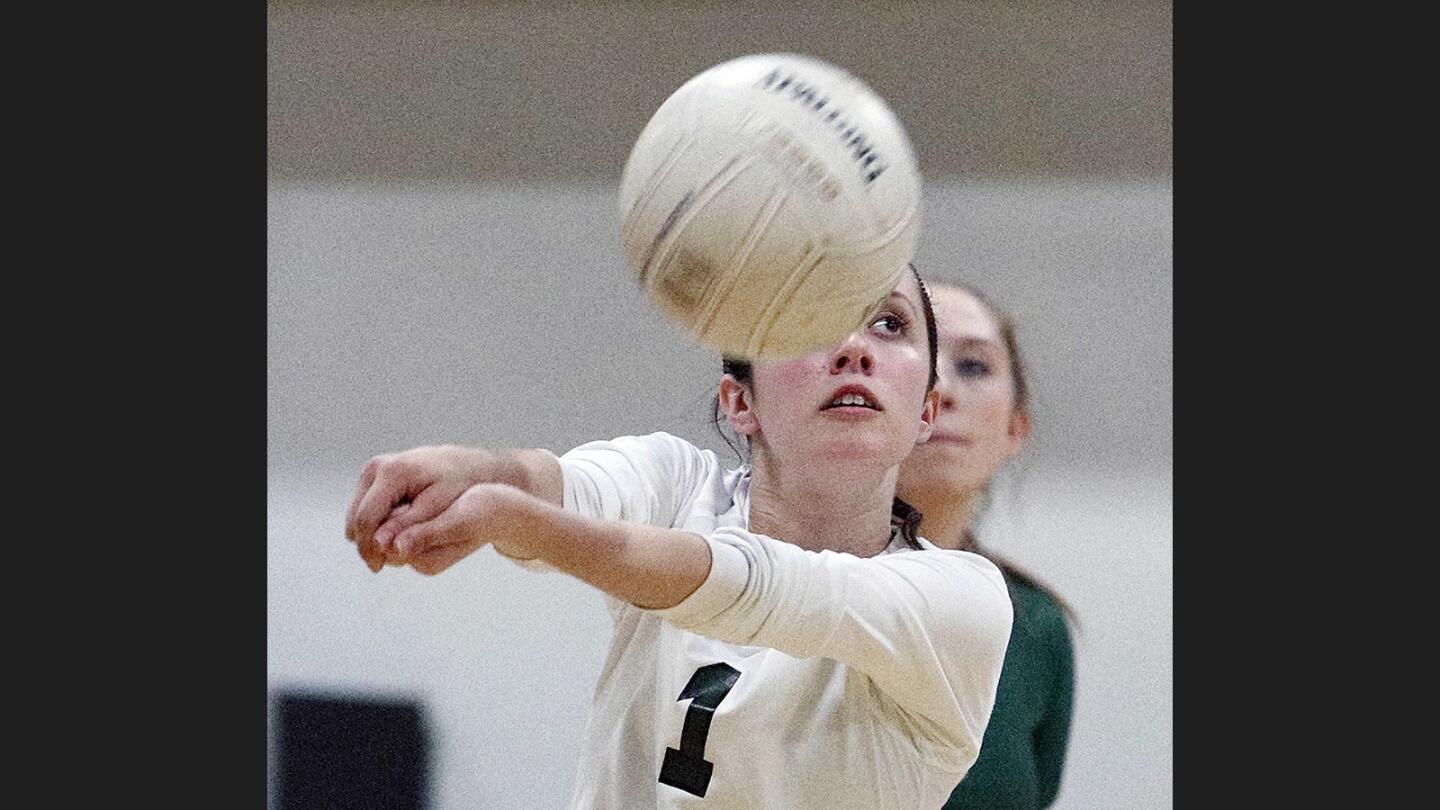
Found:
[268,2,1171,807]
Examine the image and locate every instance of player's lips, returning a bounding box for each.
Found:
[822,384,882,412]
[925,432,970,445]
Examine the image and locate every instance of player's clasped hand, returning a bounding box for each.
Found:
[391,484,524,575]
[344,445,496,572]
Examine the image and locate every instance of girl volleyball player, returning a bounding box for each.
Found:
[896,280,1076,809]
[344,267,1013,808]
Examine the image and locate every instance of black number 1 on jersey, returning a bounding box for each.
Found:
[658,662,742,798]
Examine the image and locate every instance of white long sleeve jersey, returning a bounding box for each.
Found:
[546,432,1013,809]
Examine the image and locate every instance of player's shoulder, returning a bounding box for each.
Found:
[879,540,1011,621]
[561,432,730,508]
[877,539,1014,657]
[1006,577,1062,616]
[1005,576,1072,645]
[908,537,1006,581]
[564,431,709,463]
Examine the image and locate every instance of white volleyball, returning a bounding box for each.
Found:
[619,53,922,359]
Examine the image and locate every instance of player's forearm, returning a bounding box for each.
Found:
[473,448,564,508]
[496,487,711,609]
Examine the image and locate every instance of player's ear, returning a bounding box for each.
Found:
[916,388,939,444]
[719,374,759,436]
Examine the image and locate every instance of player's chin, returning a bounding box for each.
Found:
[912,437,965,457]
[813,432,912,463]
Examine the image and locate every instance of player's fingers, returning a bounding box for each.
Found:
[344,461,379,541]
[351,468,413,549]
[374,486,455,553]
[409,543,474,576]
[356,539,385,573]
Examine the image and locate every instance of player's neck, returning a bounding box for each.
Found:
[899,488,980,550]
[745,460,898,557]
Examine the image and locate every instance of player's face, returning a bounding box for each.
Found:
[742,272,938,469]
[898,285,1028,498]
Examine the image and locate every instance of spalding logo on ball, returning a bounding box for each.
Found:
[619,53,921,359]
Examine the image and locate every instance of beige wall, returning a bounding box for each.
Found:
[268,1,1171,182]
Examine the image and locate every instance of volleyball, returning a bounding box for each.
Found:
[619,53,922,359]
